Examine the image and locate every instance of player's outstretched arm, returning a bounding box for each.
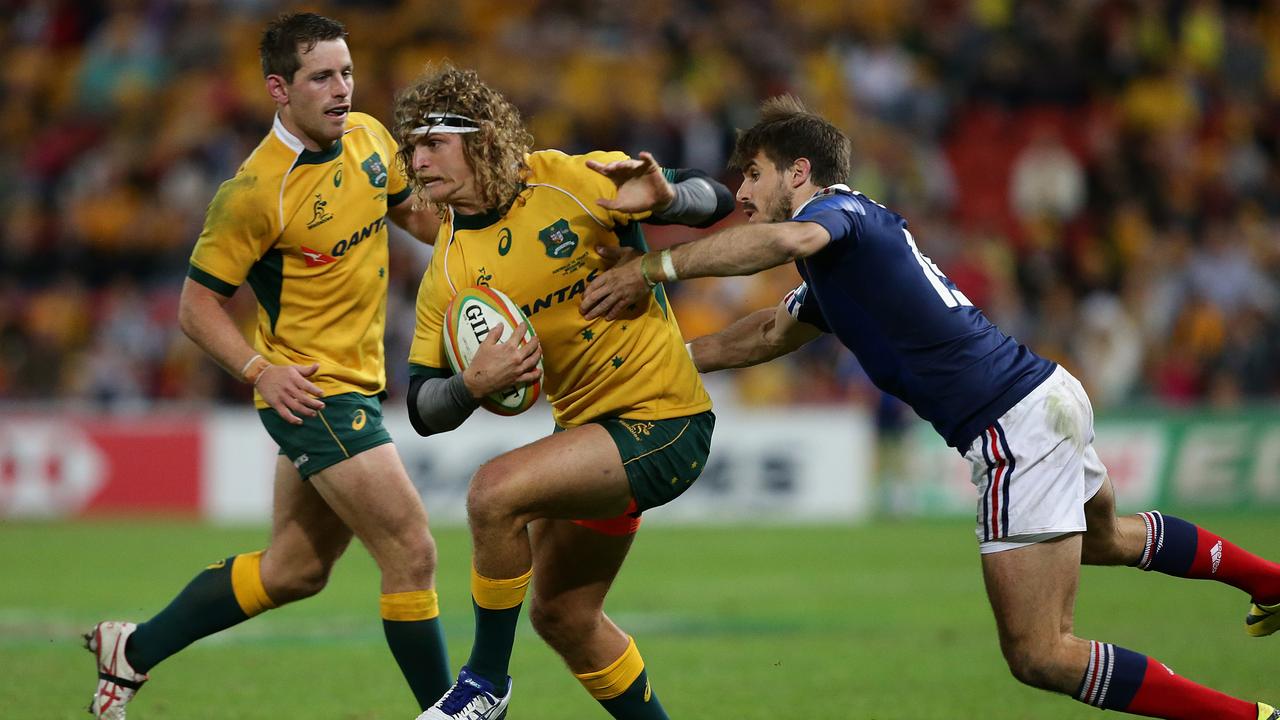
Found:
[588,151,674,214]
[589,153,734,227]
[690,301,822,373]
[178,277,325,425]
[580,220,830,321]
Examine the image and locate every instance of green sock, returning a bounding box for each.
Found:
[381,590,452,710]
[465,567,531,691]
[599,670,669,720]
[466,600,522,690]
[126,552,274,673]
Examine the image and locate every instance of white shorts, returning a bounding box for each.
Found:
[962,366,1108,554]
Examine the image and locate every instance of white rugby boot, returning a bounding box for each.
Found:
[84,621,148,719]
[416,666,511,720]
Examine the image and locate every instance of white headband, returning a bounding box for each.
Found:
[409,112,480,136]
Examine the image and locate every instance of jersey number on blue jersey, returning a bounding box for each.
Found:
[903,228,973,309]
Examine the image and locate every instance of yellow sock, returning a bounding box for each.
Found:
[380,589,440,621]
[576,636,645,700]
[470,566,532,610]
[229,550,276,617]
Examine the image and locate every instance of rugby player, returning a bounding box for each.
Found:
[86,13,450,718]
[394,64,734,720]
[582,95,1280,720]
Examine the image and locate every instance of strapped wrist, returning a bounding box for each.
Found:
[241,354,271,385]
[639,253,659,289]
[658,248,678,282]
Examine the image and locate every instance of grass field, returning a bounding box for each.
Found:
[2,515,1275,719]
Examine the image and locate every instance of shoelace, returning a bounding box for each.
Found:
[438,682,490,715]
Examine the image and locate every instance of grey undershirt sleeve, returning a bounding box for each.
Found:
[647,167,735,228]
[651,177,718,226]
[407,373,480,436]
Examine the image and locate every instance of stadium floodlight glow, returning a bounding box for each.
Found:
[409,112,480,136]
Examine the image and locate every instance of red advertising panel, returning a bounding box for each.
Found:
[0,414,201,518]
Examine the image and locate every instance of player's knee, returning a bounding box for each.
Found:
[265,560,334,603]
[999,640,1061,691]
[1080,525,1128,566]
[466,460,529,527]
[388,530,439,583]
[528,599,598,652]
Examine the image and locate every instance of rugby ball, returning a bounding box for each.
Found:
[442,285,542,415]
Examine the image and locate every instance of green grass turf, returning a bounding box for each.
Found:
[1,514,1275,719]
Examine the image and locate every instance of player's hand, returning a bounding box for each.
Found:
[587,151,675,215]
[463,321,543,398]
[256,363,326,425]
[580,247,650,320]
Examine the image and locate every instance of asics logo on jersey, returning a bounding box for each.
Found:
[538,218,579,258]
[331,216,387,257]
[497,228,512,256]
[520,269,599,318]
[307,193,334,229]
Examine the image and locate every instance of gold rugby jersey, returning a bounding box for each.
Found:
[409,150,712,427]
[188,112,411,407]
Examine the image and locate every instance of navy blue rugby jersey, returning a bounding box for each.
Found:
[786,186,1055,450]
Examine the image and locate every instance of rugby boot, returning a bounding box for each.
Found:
[84,621,148,719]
[417,666,510,720]
[1247,600,1280,637]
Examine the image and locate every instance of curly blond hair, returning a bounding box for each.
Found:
[392,64,533,213]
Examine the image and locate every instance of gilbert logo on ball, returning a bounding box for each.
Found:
[443,285,542,416]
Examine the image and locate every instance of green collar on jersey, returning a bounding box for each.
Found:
[295,139,343,167]
[451,206,503,230]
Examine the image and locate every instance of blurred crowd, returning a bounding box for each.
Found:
[2,0,1279,414]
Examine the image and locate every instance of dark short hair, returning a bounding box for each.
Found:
[259,12,348,82]
[729,95,851,187]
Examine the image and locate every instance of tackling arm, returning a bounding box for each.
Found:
[581,220,830,320]
[690,300,823,372]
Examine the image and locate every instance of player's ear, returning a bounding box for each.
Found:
[265,74,289,105]
[790,157,812,188]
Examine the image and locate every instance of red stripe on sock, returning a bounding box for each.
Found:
[1081,641,1102,705]
[1187,527,1280,603]
[1125,656,1256,719]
